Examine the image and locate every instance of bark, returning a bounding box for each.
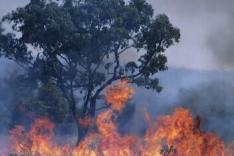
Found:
[76,98,97,145]
[76,121,88,146]
[89,98,97,117]
[68,99,82,146]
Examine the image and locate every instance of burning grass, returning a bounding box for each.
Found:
[2,80,233,156]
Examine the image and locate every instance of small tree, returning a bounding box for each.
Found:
[0,0,180,144]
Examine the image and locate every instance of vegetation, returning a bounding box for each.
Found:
[0,0,180,144]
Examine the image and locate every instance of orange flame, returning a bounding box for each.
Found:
[4,80,233,156]
[105,80,134,111]
[142,108,225,156]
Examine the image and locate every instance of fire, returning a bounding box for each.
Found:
[3,80,233,156]
[105,80,134,111]
[9,117,70,156]
[142,109,225,156]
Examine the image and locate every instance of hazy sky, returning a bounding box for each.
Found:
[149,0,234,70]
[1,0,234,70]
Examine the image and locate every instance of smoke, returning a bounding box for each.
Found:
[127,68,234,142]
[144,0,234,138]
[206,18,234,68]
[192,0,234,68]
[147,0,234,69]
[0,68,23,132]
[0,78,13,131]
[180,0,234,68]
[150,0,234,15]
[1,0,36,125]
[177,80,234,142]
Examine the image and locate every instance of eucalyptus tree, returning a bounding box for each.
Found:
[0,0,180,144]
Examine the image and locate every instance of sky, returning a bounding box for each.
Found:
[1,0,234,70]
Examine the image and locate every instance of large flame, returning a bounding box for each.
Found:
[3,80,233,156]
[105,80,134,111]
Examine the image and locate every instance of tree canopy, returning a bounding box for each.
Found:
[0,0,180,144]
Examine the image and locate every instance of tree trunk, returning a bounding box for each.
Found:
[68,97,84,146]
[76,98,97,145]
[89,98,97,117]
[60,85,88,146]
[76,121,88,146]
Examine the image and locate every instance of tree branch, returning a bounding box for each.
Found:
[118,44,134,55]
[92,49,120,100]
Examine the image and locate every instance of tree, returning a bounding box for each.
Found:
[0,0,180,144]
[1,69,70,127]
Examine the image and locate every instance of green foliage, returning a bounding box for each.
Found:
[29,82,70,123]
[0,23,32,63]
[0,0,180,121]
[4,71,70,125]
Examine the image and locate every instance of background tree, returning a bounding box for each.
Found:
[0,69,71,128]
[0,0,180,144]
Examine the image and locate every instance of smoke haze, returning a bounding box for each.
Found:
[132,69,234,142]
[148,0,234,69]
